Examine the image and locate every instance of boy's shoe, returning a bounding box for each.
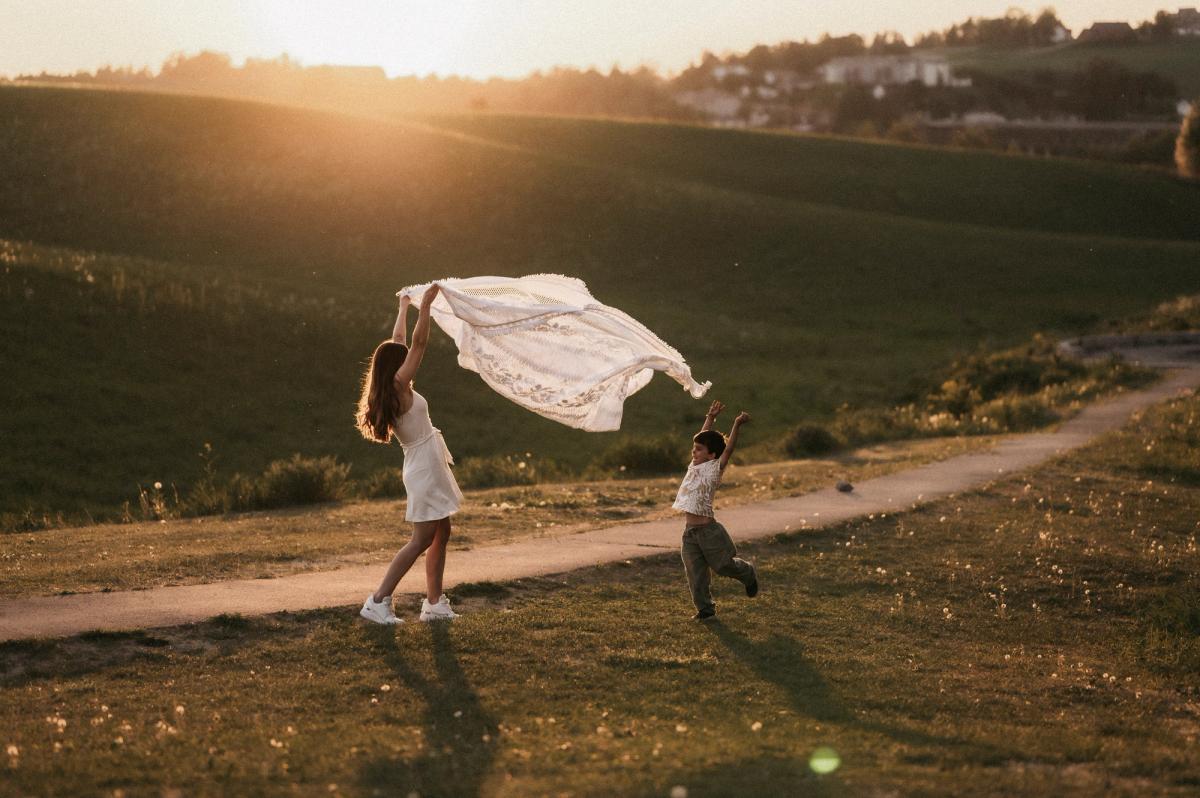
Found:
[692,608,716,621]
[360,594,403,625]
[419,594,459,622]
[746,566,760,598]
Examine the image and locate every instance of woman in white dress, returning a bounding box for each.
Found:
[356,284,465,624]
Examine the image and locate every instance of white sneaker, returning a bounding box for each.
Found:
[419,594,459,622]
[360,594,403,625]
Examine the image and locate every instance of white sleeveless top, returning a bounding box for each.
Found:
[394,389,439,448]
[672,459,722,517]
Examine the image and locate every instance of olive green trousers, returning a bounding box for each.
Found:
[680,520,755,613]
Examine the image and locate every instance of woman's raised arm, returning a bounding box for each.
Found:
[391,294,411,345]
[394,284,440,385]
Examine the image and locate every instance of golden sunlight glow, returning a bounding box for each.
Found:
[0,0,1179,80]
[243,2,480,75]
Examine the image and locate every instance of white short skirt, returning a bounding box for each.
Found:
[401,430,464,522]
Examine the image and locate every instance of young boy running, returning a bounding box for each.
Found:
[673,400,759,620]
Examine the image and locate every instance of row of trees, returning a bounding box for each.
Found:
[16,52,689,120]
[915,8,1068,48]
[915,6,1187,48]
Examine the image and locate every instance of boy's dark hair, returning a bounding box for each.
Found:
[693,430,727,458]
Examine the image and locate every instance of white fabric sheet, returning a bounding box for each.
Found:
[397,274,711,432]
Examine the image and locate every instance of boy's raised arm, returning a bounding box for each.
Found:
[699,400,724,433]
[719,411,751,471]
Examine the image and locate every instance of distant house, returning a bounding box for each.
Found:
[1077,22,1136,43]
[764,69,815,93]
[818,54,968,88]
[1172,7,1200,35]
[711,64,751,81]
[673,88,740,120]
[1051,24,1073,43]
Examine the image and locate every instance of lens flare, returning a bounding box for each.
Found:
[809,746,841,774]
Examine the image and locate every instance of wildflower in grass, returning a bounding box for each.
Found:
[751,721,763,731]
[671,787,689,798]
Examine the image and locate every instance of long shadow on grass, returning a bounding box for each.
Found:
[703,621,1015,767]
[359,622,499,798]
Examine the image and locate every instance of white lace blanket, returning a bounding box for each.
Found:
[397,274,711,431]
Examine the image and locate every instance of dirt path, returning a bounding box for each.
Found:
[2,349,1196,642]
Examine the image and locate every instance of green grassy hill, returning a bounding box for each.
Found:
[420,113,1200,242]
[1,85,1198,522]
[938,40,1200,98]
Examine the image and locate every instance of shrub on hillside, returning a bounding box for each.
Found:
[454,454,565,489]
[784,424,841,458]
[950,126,996,150]
[362,468,406,499]
[828,336,1154,446]
[594,435,683,477]
[927,337,1089,413]
[0,506,66,533]
[1145,293,1200,331]
[254,454,350,508]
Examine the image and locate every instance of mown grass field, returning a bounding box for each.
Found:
[1,84,1198,522]
[1,373,1195,796]
[939,40,1200,98]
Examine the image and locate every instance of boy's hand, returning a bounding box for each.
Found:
[706,400,725,418]
[733,411,751,426]
[399,294,412,307]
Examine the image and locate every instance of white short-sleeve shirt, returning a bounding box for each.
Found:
[672,459,722,517]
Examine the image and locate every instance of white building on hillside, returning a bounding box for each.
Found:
[711,64,751,81]
[673,88,740,120]
[817,54,969,88]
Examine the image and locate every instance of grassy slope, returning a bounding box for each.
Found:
[1,85,1198,519]
[939,40,1200,98]
[420,112,1200,242]
[0,378,1196,796]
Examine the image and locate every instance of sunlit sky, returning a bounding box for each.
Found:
[1,1,1179,79]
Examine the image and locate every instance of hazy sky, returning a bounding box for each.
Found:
[1,1,1178,79]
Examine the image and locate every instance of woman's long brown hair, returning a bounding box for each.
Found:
[356,341,408,443]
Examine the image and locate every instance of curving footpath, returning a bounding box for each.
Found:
[1,339,1197,642]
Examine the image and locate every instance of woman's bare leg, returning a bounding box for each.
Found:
[424,517,452,602]
[373,520,439,602]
